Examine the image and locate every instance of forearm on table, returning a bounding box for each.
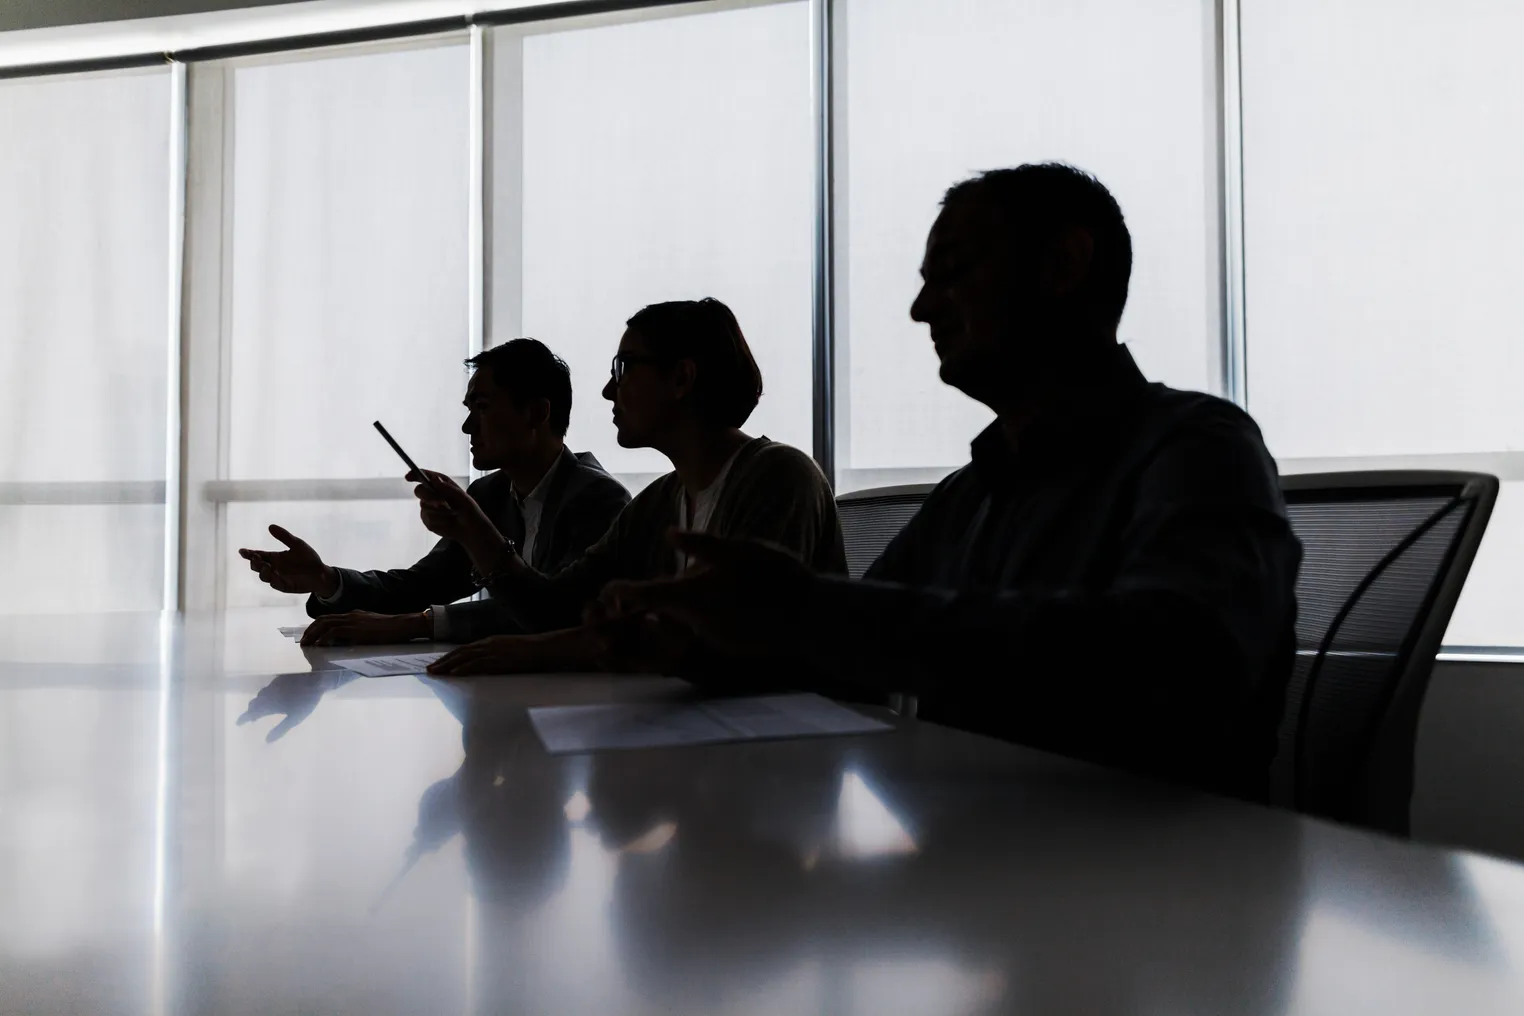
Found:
[526,626,602,672]
[798,576,1251,716]
[485,543,613,635]
[440,599,527,642]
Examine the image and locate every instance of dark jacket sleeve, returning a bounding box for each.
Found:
[437,471,631,641]
[438,598,524,643]
[485,483,667,633]
[306,537,480,618]
[305,477,498,619]
[798,411,1302,788]
[541,474,632,575]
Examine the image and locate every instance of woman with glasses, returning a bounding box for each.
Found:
[409,297,845,676]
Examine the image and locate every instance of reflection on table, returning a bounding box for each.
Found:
[2,610,1524,1014]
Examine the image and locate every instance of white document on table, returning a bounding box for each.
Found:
[529,692,891,754]
[277,626,307,639]
[338,652,446,678]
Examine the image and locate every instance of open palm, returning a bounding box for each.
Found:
[238,525,336,596]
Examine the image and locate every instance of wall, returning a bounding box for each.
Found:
[1413,661,1524,861]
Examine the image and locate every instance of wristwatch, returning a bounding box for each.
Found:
[471,537,520,589]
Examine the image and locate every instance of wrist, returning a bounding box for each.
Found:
[465,531,510,572]
[314,566,341,599]
[537,629,592,672]
[470,535,523,585]
[405,611,433,640]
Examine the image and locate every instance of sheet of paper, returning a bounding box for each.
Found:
[529,693,891,754]
[277,626,307,639]
[338,652,447,678]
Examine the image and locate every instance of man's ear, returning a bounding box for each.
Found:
[1040,224,1095,298]
[525,397,552,429]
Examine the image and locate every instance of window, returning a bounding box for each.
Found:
[213,41,471,608]
[497,1,813,491]
[834,0,1222,492]
[1241,0,1524,645]
[9,0,1524,649]
[0,68,171,613]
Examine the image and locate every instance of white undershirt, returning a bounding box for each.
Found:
[515,452,562,568]
[676,445,743,571]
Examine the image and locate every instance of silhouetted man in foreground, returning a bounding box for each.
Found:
[242,339,629,645]
[599,164,1302,802]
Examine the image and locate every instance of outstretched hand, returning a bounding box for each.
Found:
[238,525,339,597]
[594,530,813,656]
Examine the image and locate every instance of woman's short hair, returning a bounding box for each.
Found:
[625,297,763,428]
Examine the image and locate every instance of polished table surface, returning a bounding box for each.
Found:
[5,610,1524,1015]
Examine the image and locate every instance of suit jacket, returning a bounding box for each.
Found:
[306,447,630,641]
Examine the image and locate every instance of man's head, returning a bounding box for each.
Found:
[910,163,1132,408]
[601,298,763,449]
[462,338,572,471]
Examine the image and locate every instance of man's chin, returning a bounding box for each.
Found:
[937,355,972,391]
[937,354,999,404]
[613,425,651,450]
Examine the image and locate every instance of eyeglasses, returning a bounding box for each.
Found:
[609,352,673,385]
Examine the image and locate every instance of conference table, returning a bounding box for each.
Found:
[4,610,1524,1015]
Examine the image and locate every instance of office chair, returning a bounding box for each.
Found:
[835,483,936,580]
[835,484,936,717]
[1274,470,1497,835]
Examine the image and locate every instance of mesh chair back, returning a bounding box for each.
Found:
[1275,471,1496,834]
[836,484,936,579]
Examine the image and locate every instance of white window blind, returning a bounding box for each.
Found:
[220,42,471,607]
[503,1,813,489]
[0,68,171,613]
[1242,0,1524,645]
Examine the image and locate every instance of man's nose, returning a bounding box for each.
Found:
[602,378,616,402]
[461,414,473,434]
[910,284,932,323]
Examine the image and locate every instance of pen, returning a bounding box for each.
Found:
[373,420,441,495]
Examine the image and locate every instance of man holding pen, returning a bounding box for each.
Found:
[239,339,629,645]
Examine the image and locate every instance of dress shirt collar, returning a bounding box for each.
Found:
[515,448,563,507]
